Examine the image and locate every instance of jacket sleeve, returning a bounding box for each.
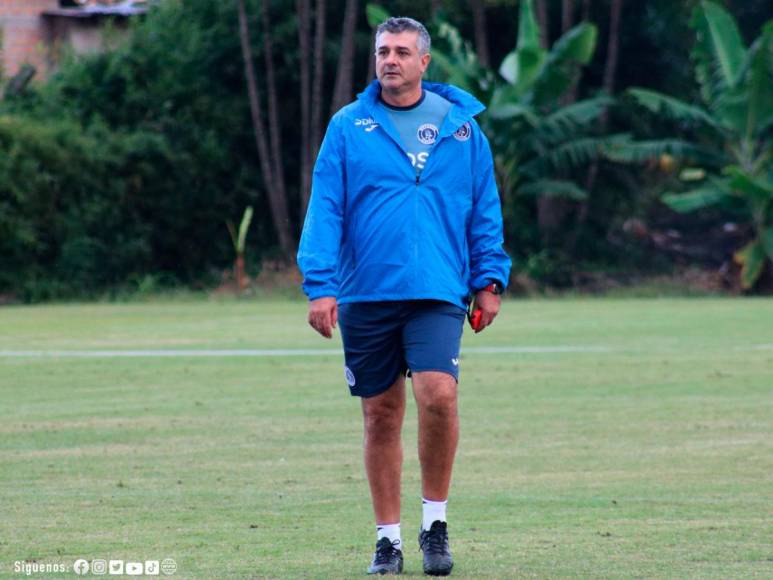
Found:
[467,123,512,293]
[297,114,346,300]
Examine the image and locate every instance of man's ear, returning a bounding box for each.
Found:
[421,52,432,72]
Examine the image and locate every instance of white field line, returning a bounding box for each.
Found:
[744,344,773,350]
[0,346,613,358]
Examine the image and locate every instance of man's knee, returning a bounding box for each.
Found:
[413,372,458,417]
[362,378,405,435]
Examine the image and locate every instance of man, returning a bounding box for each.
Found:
[297,17,510,576]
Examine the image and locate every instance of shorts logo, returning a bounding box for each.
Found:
[417,123,439,145]
[451,358,459,366]
[453,122,471,141]
[344,366,356,387]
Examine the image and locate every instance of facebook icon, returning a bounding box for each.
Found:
[73,559,90,575]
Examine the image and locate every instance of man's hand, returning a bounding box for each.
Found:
[471,290,500,333]
[308,297,338,339]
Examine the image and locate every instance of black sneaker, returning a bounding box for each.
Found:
[418,520,453,576]
[367,537,404,575]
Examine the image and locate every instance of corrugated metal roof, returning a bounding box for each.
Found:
[43,1,148,18]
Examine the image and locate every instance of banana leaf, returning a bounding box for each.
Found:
[691,1,747,105]
[734,239,767,289]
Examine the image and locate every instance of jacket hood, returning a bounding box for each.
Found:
[357,79,485,129]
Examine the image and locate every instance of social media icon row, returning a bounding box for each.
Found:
[74,558,176,575]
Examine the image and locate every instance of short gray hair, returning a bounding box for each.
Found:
[375,17,431,55]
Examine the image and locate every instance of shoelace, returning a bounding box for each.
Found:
[374,539,401,564]
[420,524,448,554]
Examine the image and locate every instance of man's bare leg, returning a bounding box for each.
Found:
[412,370,457,575]
[412,371,459,501]
[361,375,406,524]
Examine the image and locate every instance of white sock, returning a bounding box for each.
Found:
[377,522,402,551]
[422,498,447,531]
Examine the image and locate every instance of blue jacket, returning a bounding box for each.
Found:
[297,80,511,309]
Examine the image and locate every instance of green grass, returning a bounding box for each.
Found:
[1,298,772,578]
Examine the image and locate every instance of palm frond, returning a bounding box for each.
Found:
[744,25,773,140]
[534,96,614,143]
[517,179,589,201]
[516,0,541,53]
[532,23,598,105]
[626,88,722,130]
[662,181,731,213]
[521,135,627,177]
[237,206,254,254]
[691,1,747,105]
[549,21,597,67]
[487,84,538,122]
[499,0,545,89]
[603,138,727,166]
[734,239,767,289]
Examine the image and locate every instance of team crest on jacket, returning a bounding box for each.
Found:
[453,122,472,141]
[417,123,439,145]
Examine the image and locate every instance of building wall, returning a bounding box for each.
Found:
[0,0,59,78]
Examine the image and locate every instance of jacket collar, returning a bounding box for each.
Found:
[357,79,485,138]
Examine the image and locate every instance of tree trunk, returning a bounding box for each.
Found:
[468,0,490,67]
[236,0,294,259]
[581,0,592,21]
[539,0,575,244]
[329,0,358,116]
[537,196,571,248]
[570,0,625,252]
[366,29,377,83]
[563,0,580,103]
[235,254,246,292]
[297,0,313,221]
[603,0,624,95]
[311,0,326,163]
[259,0,295,257]
[561,0,574,33]
[536,0,549,48]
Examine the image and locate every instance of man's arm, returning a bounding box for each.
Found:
[297,115,346,338]
[467,125,511,332]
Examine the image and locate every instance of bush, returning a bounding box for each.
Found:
[0,0,284,300]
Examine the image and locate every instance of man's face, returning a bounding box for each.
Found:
[375,31,431,93]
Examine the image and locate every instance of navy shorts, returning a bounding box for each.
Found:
[337,300,466,398]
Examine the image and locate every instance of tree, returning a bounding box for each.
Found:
[227,206,254,292]
[622,2,772,288]
[603,0,624,95]
[429,0,624,259]
[310,0,327,166]
[297,0,313,220]
[468,0,490,68]
[329,0,358,115]
[236,0,294,259]
[535,0,549,48]
[489,0,614,246]
[562,0,574,34]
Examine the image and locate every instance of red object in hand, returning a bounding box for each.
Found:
[469,308,482,331]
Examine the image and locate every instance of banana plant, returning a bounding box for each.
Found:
[226,206,254,293]
[621,2,772,289]
[484,0,627,205]
[429,0,624,211]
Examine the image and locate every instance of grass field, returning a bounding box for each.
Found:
[1,297,772,579]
